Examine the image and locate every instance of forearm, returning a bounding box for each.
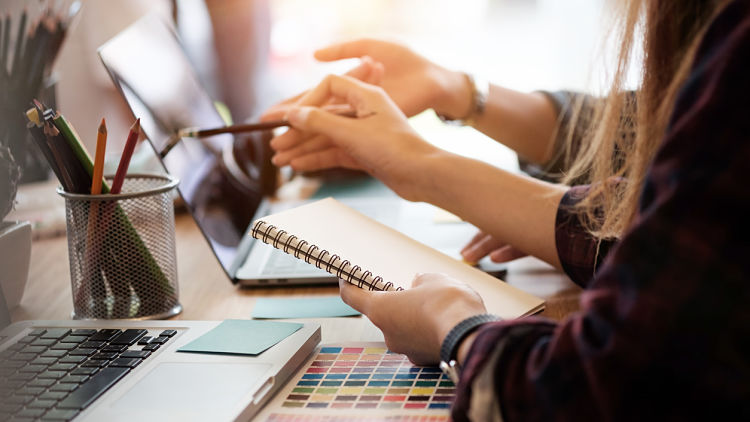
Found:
[410,150,566,268]
[434,74,559,164]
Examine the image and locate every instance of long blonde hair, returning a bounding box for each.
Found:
[562,0,727,239]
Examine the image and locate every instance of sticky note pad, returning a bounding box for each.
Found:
[252,296,361,319]
[177,319,303,356]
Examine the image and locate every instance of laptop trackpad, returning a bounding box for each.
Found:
[111,362,271,418]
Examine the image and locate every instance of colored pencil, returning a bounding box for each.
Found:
[110,119,140,194]
[91,118,107,195]
[84,118,108,314]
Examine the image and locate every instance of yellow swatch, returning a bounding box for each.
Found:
[339,387,363,395]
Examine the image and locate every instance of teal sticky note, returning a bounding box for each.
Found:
[252,297,361,319]
[177,319,303,356]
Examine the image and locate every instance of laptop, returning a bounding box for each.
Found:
[97,14,505,287]
[0,287,321,421]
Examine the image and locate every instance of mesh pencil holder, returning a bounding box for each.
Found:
[57,174,182,320]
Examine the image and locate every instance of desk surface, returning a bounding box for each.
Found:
[13,213,582,344]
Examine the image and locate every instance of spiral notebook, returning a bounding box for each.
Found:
[250,198,544,318]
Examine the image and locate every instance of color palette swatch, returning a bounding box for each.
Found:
[267,415,448,422]
[263,343,454,421]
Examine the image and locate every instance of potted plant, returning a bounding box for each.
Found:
[0,145,31,310]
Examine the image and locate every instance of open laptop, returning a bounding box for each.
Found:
[0,287,320,421]
[98,14,504,287]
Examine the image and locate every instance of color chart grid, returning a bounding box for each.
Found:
[263,343,454,421]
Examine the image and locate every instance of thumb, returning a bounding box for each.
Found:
[339,279,373,313]
[286,106,357,140]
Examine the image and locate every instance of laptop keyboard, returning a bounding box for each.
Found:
[0,327,176,421]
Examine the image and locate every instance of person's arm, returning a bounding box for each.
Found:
[412,151,566,268]
[452,5,750,420]
[277,73,567,267]
[264,39,562,166]
[447,83,560,164]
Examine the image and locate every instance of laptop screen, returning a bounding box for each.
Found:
[98,14,262,274]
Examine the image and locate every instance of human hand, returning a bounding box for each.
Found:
[461,231,527,265]
[271,74,439,201]
[262,38,469,121]
[261,55,385,121]
[339,273,487,366]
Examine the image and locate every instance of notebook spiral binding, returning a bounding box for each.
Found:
[251,220,403,292]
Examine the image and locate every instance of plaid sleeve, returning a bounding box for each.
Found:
[518,91,594,184]
[555,186,617,288]
[451,1,750,420]
[520,90,636,185]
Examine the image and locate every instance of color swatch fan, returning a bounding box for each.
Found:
[258,342,454,421]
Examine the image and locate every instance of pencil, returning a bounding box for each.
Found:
[176,109,359,139]
[91,118,107,195]
[84,118,108,314]
[110,118,140,194]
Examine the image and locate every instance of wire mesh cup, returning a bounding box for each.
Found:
[57,174,182,320]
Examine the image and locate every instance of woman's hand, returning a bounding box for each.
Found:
[461,231,528,265]
[262,38,470,121]
[271,74,440,201]
[339,273,487,366]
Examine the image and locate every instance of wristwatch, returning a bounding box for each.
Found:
[439,313,500,382]
[436,73,490,127]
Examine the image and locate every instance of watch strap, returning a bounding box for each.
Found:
[440,313,500,365]
[436,73,489,126]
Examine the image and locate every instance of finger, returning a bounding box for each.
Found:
[345,56,384,86]
[286,78,380,141]
[270,128,310,151]
[286,106,359,142]
[339,278,373,314]
[288,147,360,172]
[261,92,307,121]
[461,235,506,263]
[272,135,332,166]
[365,60,384,86]
[295,74,377,111]
[345,56,374,80]
[314,38,378,62]
[489,246,527,263]
[460,231,488,254]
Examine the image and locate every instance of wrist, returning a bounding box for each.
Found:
[456,331,479,364]
[432,69,473,120]
[439,313,500,371]
[400,148,450,203]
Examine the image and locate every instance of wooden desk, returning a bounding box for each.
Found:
[12,212,582,343]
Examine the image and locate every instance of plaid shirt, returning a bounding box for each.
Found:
[452,1,750,420]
